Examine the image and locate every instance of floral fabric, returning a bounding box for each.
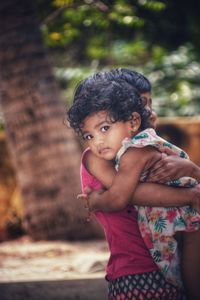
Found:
[115,128,200,287]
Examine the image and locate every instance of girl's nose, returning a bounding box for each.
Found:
[94,135,104,146]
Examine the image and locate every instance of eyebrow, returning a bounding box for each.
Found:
[82,119,109,136]
[94,120,109,129]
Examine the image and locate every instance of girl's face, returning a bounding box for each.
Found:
[81,111,138,160]
[141,92,157,129]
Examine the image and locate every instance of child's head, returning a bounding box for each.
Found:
[74,68,157,128]
[68,79,151,160]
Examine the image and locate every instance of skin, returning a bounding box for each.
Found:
[79,91,200,299]
[140,92,200,183]
[148,148,200,183]
[80,91,200,210]
[82,110,136,161]
[82,110,163,210]
[81,109,200,212]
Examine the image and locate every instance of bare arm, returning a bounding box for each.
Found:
[147,149,200,183]
[86,146,180,211]
[84,150,200,212]
[85,151,115,188]
[133,182,199,209]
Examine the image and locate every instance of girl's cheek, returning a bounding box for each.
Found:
[88,141,95,150]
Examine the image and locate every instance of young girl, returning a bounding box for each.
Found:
[68,78,200,299]
[75,68,200,185]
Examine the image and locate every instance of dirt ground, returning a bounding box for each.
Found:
[0,236,109,300]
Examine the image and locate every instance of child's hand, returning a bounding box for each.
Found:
[85,188,105,211]
[77,187,93,222]
[78,186,106,215]
[77,192,90,210]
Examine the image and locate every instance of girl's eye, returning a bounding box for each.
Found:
[101,125,109,132]
[83,134,93,140]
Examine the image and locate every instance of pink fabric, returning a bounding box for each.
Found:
[80,148,158,281]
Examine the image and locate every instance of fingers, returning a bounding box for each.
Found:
[149,164,164,178]
[77,193,89,208]
[149,167,176,183]
[77,193,87,200]
[77,190,90,207]
[77,186,97,223]
[77,186,93,199]
[84,186,93,195]
[77,186,93,201]
[150,153,167,172]
[148,172,167,183]
[148,153,180,182]
[161,147,176,156]
[148,154,167,181]
[77,192,93,222]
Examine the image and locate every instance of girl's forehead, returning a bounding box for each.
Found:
[82,110,110,130]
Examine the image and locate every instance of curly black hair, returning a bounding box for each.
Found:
[67,79,151,135]
[74,68,151,99]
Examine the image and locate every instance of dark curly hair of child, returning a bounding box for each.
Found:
[74,68,151,97]
[67,79,151,136]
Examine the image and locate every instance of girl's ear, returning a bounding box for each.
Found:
[129,112,141,133]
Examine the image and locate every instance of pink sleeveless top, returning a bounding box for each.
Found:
[80,149,158,281]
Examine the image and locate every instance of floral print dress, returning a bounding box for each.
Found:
[115,128,200,287]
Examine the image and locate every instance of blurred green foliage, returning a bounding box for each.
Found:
[1,1,199,127]
[35,0,200,60]
[146,45,200,116]
[54,44,200,117]
[27,1,200,116]
[35,0,167,64]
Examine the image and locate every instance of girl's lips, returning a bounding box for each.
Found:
[99,147,111,155]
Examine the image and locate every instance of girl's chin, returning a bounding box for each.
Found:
[98,151,116,161]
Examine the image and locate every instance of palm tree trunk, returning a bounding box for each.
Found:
[0,0,103,240]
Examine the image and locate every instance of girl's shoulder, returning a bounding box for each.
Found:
[115,128,157,166]
[82,148,94,172]
[82,149,108,173]
[82,149,116,189]
[81,148,103,191]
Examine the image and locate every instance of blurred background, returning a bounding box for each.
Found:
[0,0,200,248]
[0,1,200,299]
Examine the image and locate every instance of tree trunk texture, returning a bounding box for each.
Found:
[0,0,103,240]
